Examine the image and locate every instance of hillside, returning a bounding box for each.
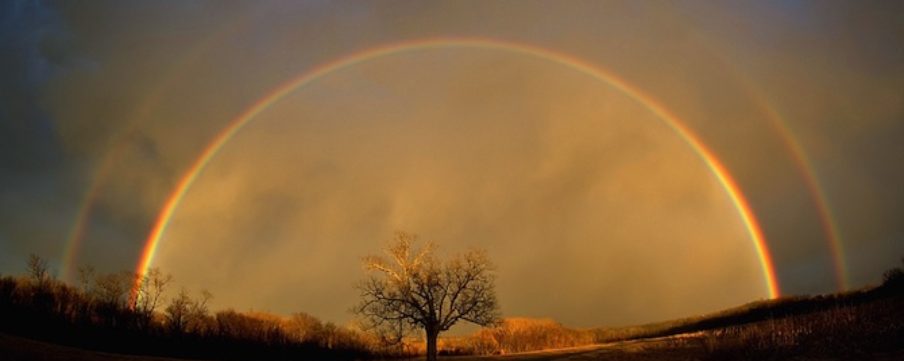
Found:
[594,279,904,342]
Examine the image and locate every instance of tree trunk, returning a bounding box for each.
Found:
[425,326,440,361]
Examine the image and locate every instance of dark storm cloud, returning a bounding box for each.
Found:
[0,1,83,269]
[0,0,238,273]
[0,0,64,174]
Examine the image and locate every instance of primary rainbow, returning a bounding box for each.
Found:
[132,37,781,300]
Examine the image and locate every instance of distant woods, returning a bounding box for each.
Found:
[1,254,377,360]
[0,249,601,361]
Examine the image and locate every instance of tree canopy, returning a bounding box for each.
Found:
[355,231,500,361]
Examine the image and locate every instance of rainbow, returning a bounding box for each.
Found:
[674,26,848,291]
[60,93,171,283]
[59,20,250,283]
[60,155,112,282]
[754,98,848,290]
[131,37,781,299]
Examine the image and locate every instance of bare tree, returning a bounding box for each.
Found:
[133,267,173,329]
[93,271,132,307]
[288,312,324,343]
[77,265,96,294]
[27,254,50,288]
[166,288,192,334]
[165,288,212,335]
[90,271,134,328]
[354,232,500,361]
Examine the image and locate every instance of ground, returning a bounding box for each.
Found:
[4,333,902,361]
[0,333,195,361]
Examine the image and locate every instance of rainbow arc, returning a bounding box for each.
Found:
[128,37,781,300]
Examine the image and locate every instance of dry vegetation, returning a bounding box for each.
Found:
[355,232,501,361]
[579,262,904,360]
[0,256,598,360]
[1,255,902,361]
[410,317,597,356]
[666,296,903,360]
[592,268,904,345]
[0,255,390,360]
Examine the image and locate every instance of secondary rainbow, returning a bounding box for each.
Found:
[132,37,782,300]
[714,55,848,290]
[59,20,249,283]
[754,98,848,290]
[678,27,847,290]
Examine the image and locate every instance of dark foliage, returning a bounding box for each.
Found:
[0,256,378,361]
[3,254,902,360]
[594,259,904,359]
[595,266,904,344]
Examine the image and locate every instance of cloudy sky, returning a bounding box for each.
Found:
[1,1,901,329]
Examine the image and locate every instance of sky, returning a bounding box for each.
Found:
[1,1,902,329]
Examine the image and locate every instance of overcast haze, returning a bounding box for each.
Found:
[1,1,902,329]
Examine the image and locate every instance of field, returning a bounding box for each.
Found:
[6,331,904,361]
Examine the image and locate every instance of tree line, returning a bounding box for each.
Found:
[0,253,598,361]
[0,254,384,360]
[0,234,606,361]
[11,238,894,360]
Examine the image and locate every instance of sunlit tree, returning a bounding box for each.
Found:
[288,312,324,342]
[127,267,172,329]
[93,271,131,306]
[165,288,212,334]
[354,231,500,361]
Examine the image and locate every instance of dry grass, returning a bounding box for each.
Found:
[663,296,904,360]
[411,318,598,356]
[440,294,904,361]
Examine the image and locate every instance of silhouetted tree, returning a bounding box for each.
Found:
[166,288,212,335]
[4,255,382,361]
[77,265,95,294]
[93,271,131,306]
[190,289,213,333]
[133,267,172,329]
[354,232,500,361]
[90,271,133,328]
[27,254,50,288]
[881,257,904,292]
[166,288,193,334]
